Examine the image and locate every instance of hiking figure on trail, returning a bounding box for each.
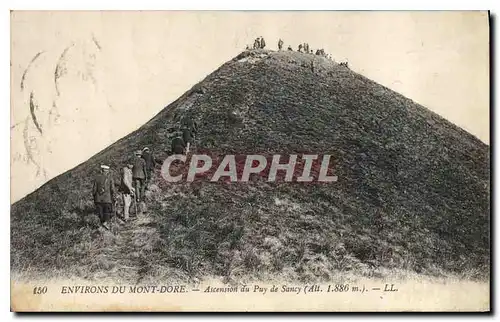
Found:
[287,45,293,51]
[92,164,116,230]
[119,164,135,223]
[253,38,261,49]
[132,150,147,205]
[141,147,156,188]
[260,37,266,49]
[340,61,349,68]
[298,44,303,52]
[181,116,199,138]
[182,128,194,155]
[278,39,283,51]
[171,136,186,155]
[304,43,309,53]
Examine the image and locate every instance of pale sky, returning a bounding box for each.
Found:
[10,11,489,202]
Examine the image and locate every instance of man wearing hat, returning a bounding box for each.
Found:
[141,147,156,189]
[132,150,147,205]
[92,164,116,230]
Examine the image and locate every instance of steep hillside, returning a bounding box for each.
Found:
[11,49,490,283]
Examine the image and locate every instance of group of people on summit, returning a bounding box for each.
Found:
[281,39,334,60]
[247,38,350,69]
[252,37,266,49]
[249,37,335,61]
[92,116,199,231]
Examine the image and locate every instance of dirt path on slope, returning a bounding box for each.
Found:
[90,203,162,284]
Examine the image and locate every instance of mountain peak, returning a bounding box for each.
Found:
[11,49,490,283]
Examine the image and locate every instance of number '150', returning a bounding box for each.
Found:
[33,286,47,295]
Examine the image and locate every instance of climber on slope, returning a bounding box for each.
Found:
[278,39,283,51]
[171,136,186,155]
[119,163,135,222]
[92,164,116,230]
[141,147,156,189]
[132,150,147,207]
[182,128,194,155]
[181,116,199,138]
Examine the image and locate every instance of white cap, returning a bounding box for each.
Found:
[100,165,110,170]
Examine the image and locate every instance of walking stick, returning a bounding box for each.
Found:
[134,195,138,218]
[112,199,118,234]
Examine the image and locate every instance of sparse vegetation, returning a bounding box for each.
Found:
[11,49,490,283]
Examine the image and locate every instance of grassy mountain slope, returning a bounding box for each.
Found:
[11,49,490,283]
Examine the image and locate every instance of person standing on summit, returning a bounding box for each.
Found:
[260,37,266,49]
[278,39,283,51]
[92,164,116,230]
[253,38,260,49]
[132,150,147,204]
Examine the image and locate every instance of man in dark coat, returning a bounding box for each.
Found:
[181,116,198,137]
[253,38,260,49]
[278,39,283,51]
[92,164,116,230]
[141,147,156,188]
[132,150,147,203]
[171,136,186,155]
